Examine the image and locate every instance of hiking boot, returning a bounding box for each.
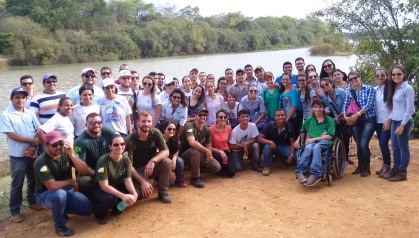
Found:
[97,218,108,225]
[252,166,263,173]
[304,175,321,186]
[262,167,270,176]
[296,173,308,184]
[379,165,390,178]
[352,166,362,175]
[360,167,371,177]
[158,192,172,203]
[11,214,23,223]
[376,164,386,175]
[383,168,398,179]
[55,225,75,237]
[191,177,205,188]
[29,204,43,211]
[389,171,407,182]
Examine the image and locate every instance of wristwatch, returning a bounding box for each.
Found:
[150,158,156,163]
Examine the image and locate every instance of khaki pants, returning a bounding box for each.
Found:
[134,158,172,193]
[180,148,221,178]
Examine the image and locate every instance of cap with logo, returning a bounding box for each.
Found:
[81,68,96,75]
[10,87,28,98]
[118,70,131,78]
[42,73,57,83]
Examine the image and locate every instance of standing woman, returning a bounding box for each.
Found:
[98,79,132,137]
[162,122,187,187]
[297,73,316,121]
[182,76,193,98]
[308,71,324,97]
[135,76,161,129]
[36,97,74,144]
[69,85,100,138]
[187,85,206,122]
[205,81,225,126]
[305,64,317,75]
[320,59,336,79]
[343,71,376,177]
[261,72,281,121]
[216,77,228,101]
[332,69,348,90]
[386,65,414,181]
[241,84,268,131]
[210,109,235,177]
[161,89,188,135]
[225,92,242,128]
[279,72,302,133]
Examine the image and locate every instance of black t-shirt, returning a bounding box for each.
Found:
[260,121,296,146]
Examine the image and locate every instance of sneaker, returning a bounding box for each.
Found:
[29,204,43,211]
[158,192,172,203]
[176,181,188,188]
[252,166,263,173]
[383,168,398,179]
[55,225,75,237]
[304,175,321,186]
[11,214,24,223]
[262,167,270,176]
[379,165,390,178]
[389,171,407,182]
[97,218,108,225]
[376,164,386,175]
[191,177,205,188]
[352,166,362,175]
[296,173,308,184]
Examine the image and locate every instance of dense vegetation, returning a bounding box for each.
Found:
[0,0,349,66]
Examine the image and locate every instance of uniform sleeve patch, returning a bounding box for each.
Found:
[74,146,82,153]
[97,167,104,173]
[187,129,193,133]
[39,166,48,173]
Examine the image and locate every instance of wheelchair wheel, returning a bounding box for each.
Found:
[332,138,346,179]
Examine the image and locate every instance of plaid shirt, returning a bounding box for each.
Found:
[342,84,376,120]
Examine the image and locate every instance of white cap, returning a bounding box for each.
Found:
[118,70,131,78]
[164,77,175,86]
[102,78,116,87]
[81,68,95,75]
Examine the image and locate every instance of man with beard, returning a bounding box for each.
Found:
[66,68,104,104]
[125,111,172,203]
[73,113,118,190]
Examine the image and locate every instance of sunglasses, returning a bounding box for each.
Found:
[143,82,153,86]
[307,68,316,72]
[309,75,318,79]
[249,90,257,93]
[21,82,34,86]
[45,80,57,84]
[87,120,102,126]
[320,83,330,88]
[348,76,358,82]
[167,128,176,132]
[172,96,181,100]
[50,140,65,148]
[101,72,111,76]
[84,73,95,78]
[197,113,207,117]
[392,73,403,77]
[218,116,228,119]
[219,83,227,85]
[375,74,386,78]
[112,143,125,147]
[323,64,333,69]
[132,76,139,80]
[297,79,306,82]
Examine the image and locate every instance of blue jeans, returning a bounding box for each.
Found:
[391,119,413,172]
[352,117,375,166]
[262,144,291,168]
[36,188,92,228]
[295,140,330,176]
[375,123,391,166]
[9,156,36,216]
[174,157,185,184]
[231,142,260,171]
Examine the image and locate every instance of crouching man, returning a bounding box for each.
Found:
[34,131,92,237]
[294,99,335,186]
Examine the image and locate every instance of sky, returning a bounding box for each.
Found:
[146,0,334,19]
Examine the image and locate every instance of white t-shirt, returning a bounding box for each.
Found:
[205,94,225,126]
[40,112,75,143]
[225,102,242,127]
[117,87,135,109]
[159,91,171,105]
[135,91,161,119]
[229,122,259,144]
[69,103,100,136]
[97,95,132,135]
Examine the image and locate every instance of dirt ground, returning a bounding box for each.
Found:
[0,138,418,238]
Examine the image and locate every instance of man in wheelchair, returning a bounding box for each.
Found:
[294,99,335,186]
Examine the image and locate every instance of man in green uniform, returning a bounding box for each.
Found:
[34,131,92,237]
[179,107,221,188]
[125,111,172,203]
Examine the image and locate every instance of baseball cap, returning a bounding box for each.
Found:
[81,68,95,75]
[236,68,245,74]
[10,87,28,98]
[42,73,57,82]
[164,77,175,86]
[102,78,116,88]
[44,131,64,145]
[190,68,198,73]
[118,70,131,78]
[198,107,208,114]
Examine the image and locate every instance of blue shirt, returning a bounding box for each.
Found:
[322,88,347,118]
[161,102,188,126]
[240,96,267,122]
[389,81,414,125]
[279,88,302,117]
[342,84,376,120]
[275,75,298,88]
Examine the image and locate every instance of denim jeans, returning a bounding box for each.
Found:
[391,119,413,172]
[9,156,36,216]
[352,117,375,166]
[230,142,260,171]
[174,157,185,184]
[36,187,92,228]
[262,144,291,168]
[212,151,236,177]
[375,123,391,166]
[295,140,330,176]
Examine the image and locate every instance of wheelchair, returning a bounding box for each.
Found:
[297,132,346,186]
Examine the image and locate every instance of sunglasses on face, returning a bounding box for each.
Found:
[297,79,306,82]
[375,74,386,78]
[219,83,227,85]
[132,76,139,80]
[309,75,317,79]
[112,143,125,147]
[197,113,207,117]
[21,82,33,86]
[84,73,95,78]
[218,116,228,119]
[307,68,316,72]
[143,82,153,86]
[249,90,257,93]
[348,76,359,82]
[101,72,111,76]
[320,83,330,88]
[323,64,333,69]
[167,128,176,132]
[50,140,65,148]
[87,120,102,126]
[172,96,181,100]
[392,73,403,77]
[45,80,57,84]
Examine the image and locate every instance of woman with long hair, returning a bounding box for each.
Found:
[343,71,376,177]
[216,76,228,101]
[205,81,225,126]
[210,109,235,177]
[225,92,242,128]
[297,73,316,121]
[385,65,414,181]
[182,76,193,98]
[332,69,348,90]
[187,85,206,122]
[305,64,317,75]
[261,72,281,121]
[320,59,336,79]
[161,89,187,135]
[70,85,100,138]
[279,72,302,133]
[135,76,161,129]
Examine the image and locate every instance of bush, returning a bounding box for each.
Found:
[309,43,335,55]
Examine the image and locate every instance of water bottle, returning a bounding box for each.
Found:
[116,195,133,211]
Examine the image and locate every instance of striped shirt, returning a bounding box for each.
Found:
[29,91,66,124]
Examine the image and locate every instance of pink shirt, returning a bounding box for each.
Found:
[210,124,232,152]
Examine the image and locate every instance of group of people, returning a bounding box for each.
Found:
[0,58,414,236]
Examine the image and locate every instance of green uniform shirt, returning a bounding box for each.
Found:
[33,152,73,195]
[179,122,211,154]
[301,115,335,144]
[93,153,132,188]
[73,127,118,170]
[125,128,168,169]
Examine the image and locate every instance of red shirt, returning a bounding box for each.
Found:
[210,124,232,152]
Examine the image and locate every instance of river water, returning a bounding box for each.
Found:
[0,47,357,159]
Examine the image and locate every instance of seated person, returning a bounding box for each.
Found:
[258,109,296,176]
[229,109,262,172]
[294,99,335,186]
